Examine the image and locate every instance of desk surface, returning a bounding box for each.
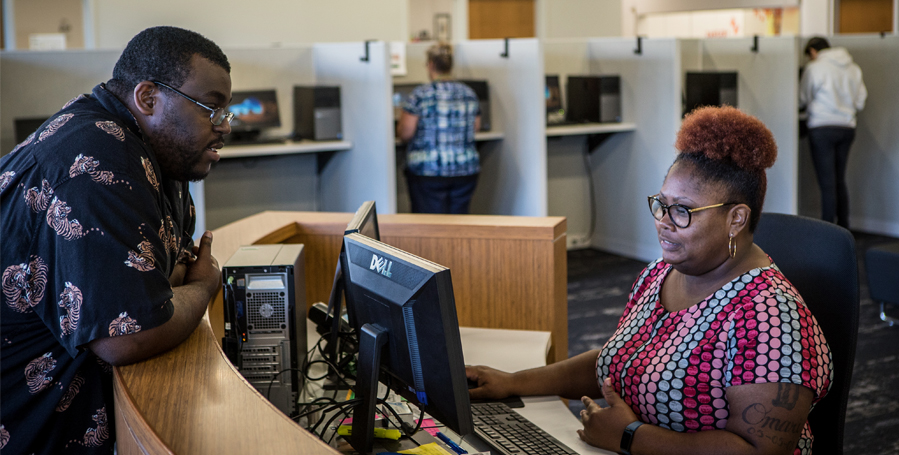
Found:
[546,122,636,137]
[457,326,613,455]
[218,139,353,159]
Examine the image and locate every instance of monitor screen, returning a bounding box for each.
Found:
[14,117,49,143]
[227,90,281,132]
[342,233,472,453]
[392,84,418,122]
[545,75,562,112]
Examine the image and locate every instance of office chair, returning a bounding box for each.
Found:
[753,213,859,455]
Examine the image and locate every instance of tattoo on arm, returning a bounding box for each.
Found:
[742,401,805,449]
[771,383,799,410]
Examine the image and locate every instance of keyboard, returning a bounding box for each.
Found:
[471,402,579,455]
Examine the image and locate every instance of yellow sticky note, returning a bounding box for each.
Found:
[397,442,455,455]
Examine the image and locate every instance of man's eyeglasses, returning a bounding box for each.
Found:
[151,80,233,126]
[647,195,738,228]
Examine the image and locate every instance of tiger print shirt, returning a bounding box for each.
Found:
[0,84,195,454]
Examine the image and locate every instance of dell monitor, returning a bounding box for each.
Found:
[225,89,281,143]
[341,232,473,454]
[326,201,381,368]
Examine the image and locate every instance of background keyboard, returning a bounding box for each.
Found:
[471,401,579,455]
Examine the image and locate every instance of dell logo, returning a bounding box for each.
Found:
[370,254,393,278]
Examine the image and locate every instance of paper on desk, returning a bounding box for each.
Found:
[459,326,551,372]
[397,442,454,454]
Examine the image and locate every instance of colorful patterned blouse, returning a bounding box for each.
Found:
[0,84,194,454]
[597,259,833,455]
[402,81,480,177]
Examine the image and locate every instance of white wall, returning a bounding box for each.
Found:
[88,0,408,49]
[538,0,622,39]
[409,0,454,41]
[622,0,801,36]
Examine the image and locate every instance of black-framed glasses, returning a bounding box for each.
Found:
[648,195,738,228]
[151,80,234,126]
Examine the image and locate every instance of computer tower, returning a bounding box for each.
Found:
[684,72,738,115]
[566,75,622,124]
[458,79,491,131]
[222,244,306,416]
[293,86,342,141]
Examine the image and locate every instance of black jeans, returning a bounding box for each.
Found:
[808,126,855,229]
[405,171,479,214]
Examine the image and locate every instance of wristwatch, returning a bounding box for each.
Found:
[619,420,644,455]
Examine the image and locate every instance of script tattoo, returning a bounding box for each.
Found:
[772,383,799,411]
[742,402,804,450]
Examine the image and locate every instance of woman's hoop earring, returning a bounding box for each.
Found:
[728,233,737,259]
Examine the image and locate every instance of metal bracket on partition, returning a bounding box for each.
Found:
[634,36,643,55]
[360,40,374,62]
[501,38,510,58]
[751,35,759,53]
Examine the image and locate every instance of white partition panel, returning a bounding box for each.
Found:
[203,46,319,230]
[1,50,121,155]
[686,36,800,216]
[544,39,597,247]
[457,39,546,216]
[826,35,899,236]
[584,38,682,262]
[314,41,396,213]
[392,39,547,217]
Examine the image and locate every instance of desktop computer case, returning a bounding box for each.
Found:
[684,72,738,115]
[223,244,306,416]
[293,86,343,141]
[566,75,622,124]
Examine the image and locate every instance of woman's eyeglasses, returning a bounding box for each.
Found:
[647,195,738,228]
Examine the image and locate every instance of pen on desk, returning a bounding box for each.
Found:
[435,431,468,455]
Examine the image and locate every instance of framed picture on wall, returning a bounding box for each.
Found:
[434,13,451,41]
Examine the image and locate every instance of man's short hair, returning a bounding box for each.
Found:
[804,37,831,56]
[107,26,230,99]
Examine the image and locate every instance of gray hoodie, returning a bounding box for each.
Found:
[799,47,867,128]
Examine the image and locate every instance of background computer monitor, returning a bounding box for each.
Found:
[545,75,564,124]
[14,117,49,143]
[392,83,419,122]
[684,72,738,116]
[226,89,281,141]
[457,79,491,131]
[342,232,473,453]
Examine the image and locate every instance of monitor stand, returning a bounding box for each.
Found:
[349,323,387,454]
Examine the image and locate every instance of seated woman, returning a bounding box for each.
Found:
[467,106,833,455]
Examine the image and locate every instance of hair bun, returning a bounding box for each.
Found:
[675,106,777,172]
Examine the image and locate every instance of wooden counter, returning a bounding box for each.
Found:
[114,211,567,453]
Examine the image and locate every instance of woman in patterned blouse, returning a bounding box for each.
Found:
[467,106,833,455]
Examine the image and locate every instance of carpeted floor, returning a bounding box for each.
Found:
[565,231,899,454]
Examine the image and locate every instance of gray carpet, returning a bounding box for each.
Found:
[565,232,899,454]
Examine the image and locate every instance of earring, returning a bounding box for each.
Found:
[728,233,737,259]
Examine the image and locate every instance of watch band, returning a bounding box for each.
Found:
[619,420,644,455]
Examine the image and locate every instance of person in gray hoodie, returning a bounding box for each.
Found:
[799,37,867,229]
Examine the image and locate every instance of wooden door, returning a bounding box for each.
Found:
[839,0,894,33]
[469,0,535,39]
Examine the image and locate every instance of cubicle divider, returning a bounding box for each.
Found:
[681,36,801,216]
[825,35,899,235]
[314,41,397,215]
[581,38,681,262]
[393,39,547,217]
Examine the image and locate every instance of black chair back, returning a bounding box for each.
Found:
[753,213,859,455]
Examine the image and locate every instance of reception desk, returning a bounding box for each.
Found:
[114,211,567,453]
